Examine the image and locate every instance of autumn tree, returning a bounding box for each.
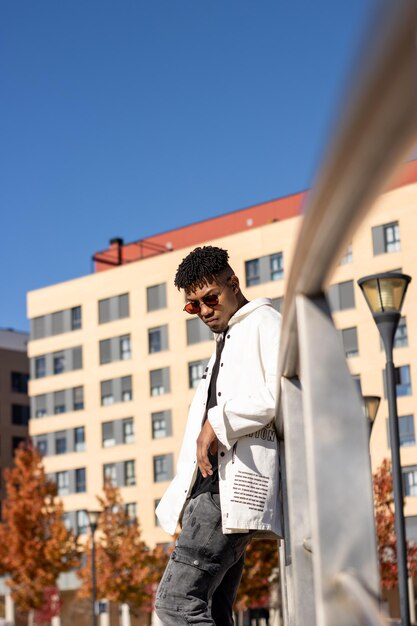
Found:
[0,443,80,619]
[77,482,168,614]
[235,539,279,611]
[373,458,417,589]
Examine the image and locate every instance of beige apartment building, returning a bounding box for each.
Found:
[27,160,417,550]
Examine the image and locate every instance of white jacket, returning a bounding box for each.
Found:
[156,298,282,537]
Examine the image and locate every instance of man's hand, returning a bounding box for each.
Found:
[196,420,218,478]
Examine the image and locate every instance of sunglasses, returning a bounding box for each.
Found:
[183,293,221,315]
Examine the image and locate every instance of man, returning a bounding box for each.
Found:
[155,245,282,626]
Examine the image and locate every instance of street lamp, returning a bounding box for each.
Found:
[87,510,101,626]
[358,271,411,626]
[362,395,381,434]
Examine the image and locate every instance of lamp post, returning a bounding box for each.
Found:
[358,271,411,626]
[87,510,101,626]
[362,395,381,435]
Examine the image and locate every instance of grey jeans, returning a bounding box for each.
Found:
[155,492,254,625]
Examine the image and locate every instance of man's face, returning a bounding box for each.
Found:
[185,276,240,334]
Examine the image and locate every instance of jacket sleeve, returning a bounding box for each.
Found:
[207,311,280,450]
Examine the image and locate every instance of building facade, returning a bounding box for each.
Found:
[27,161,417,547]
[0,329,30,504]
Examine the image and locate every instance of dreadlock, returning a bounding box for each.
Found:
[174,246,232,291]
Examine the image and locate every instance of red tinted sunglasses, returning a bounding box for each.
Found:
[183,293,220,315]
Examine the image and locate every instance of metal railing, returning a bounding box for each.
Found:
[276,1,417,624]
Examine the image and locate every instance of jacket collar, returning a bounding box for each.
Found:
[214,298,274,343]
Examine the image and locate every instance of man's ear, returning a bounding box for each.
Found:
[231,275,239,292]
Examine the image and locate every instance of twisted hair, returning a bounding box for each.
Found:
[174,246,232,291]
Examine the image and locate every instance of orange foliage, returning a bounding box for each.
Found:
[235,539,279,610]
[0,443,80,612]
[373,458,417,590]
[77,482,169,613]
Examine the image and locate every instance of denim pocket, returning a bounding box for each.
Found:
[208,492,221,511]
[171,548,221,577]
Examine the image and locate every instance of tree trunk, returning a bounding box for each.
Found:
[27,610,34,626]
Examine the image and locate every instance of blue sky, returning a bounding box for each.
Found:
[0,0,378,331]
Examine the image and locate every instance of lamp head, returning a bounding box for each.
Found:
[357,272,411,316]
[87,510,101,531]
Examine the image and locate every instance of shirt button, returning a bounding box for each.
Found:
[220,452,225,457]
[193,560,199,566]
[227,334,230,339]
[218,392,221,396]
[220,363,223,367]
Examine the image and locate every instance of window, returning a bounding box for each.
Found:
[388,415,416,448]
[147,284,167,312]
[53,352,65,375]
[395,317,408,348]
[341,327,359,358]
[154,454,173,482]
[125,502,137,521]
[57,471,69,496]
[383,365,412,397]
[123,418,135,444]
[99,339,111,364]
[152,410,172,439]
[30,307,82,339]
[34,395,47,418]
[372,221,401,254]
[74,427,85,452]
[102,422,115,448]
[121,376,132,402]
[73,387,84,411]
[245,252,284,287]
[327,280,355,312]
[76,510,88,534]
[36,438,48,456]
[186,318,213,345]
[11,372,29,394]
[100,335,131,364]
[403,467,417,496]
[31,316,46,340]
[150,368,170,396]
[339,244,353,265]
[98,293,129,324]
[75,468,86,493]
[71,306,82,330]
[271,297,283,313]
[245,259,260,286]
[11,404,30,425]
[72,346,83,370]
[103,463,117,486]
[148,325,169,353]
[101,381,114,406]
[54,391,66,415]
[120,335,131,360]
[124,460,136,486]
[188,360,209,389]
[63,512,72,531]
[55,432,67,455]
[12,437,25,453]
[51,311,64,336]
[101,376,132,406]
[35,356,46,379]
[270,253,284,281]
